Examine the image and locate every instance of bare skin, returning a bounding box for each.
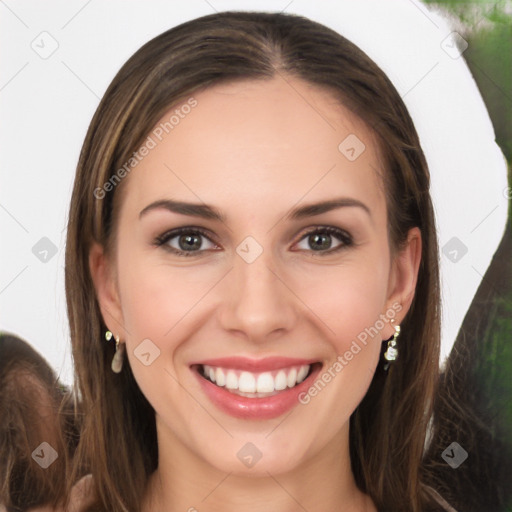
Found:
[90,75,421,512]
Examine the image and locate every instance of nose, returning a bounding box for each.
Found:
[218,243,298,342]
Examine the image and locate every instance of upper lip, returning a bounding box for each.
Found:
[190,356,319,372]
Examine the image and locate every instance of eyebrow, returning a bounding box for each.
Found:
[139,197,371,222]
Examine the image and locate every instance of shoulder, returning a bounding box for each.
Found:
[68,474,96,511]
[423,484,459,512]
[22,474,96,512]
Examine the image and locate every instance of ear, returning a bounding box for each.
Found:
[382,227,422,339]
[89,242,126,338]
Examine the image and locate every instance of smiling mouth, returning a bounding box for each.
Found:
[193,362,322,398]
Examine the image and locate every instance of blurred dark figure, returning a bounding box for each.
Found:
[0,333,80,511]
[423,221,512,511]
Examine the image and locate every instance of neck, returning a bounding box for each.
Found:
[142,417,376,512]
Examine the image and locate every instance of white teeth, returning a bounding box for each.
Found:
[201,364,312,395]
[296,365,309,383]
[256,372,274,393]
[215,367,226,387]
[287,367,297,388]
[226,370,238,390]
[275,370,288,391]
[238,371,256,393]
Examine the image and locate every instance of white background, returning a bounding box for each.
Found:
[0,0,508,385]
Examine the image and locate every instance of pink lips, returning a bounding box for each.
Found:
[191,356,322,420]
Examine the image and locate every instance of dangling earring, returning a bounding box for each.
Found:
[383,322,400,371]
[105,330,125,373]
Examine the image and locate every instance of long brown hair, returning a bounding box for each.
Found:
[65,11,441,511]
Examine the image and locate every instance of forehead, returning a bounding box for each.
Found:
[118,76,385,222]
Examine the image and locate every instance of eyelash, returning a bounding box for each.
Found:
[154,226,354,257]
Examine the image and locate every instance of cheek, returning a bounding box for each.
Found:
[279,257,390,454]
[296,255,390,347]
[115,255,204,417]
[117,251,214,340]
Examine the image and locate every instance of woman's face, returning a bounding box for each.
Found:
[91,76,420,476]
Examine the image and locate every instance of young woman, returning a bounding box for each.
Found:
[58,10,456,511]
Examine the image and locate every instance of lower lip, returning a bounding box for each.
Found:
[192,364,322,420]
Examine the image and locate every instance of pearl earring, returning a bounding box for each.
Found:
[383,322,400,371]
[105,330,125,373]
